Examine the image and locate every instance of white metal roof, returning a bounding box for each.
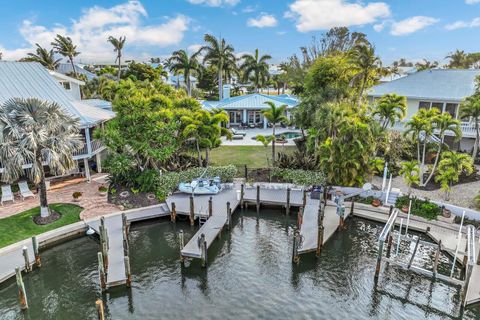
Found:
[202,93,299,110]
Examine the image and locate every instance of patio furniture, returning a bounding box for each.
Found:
[1,185,14,205]
[18,181,35,200]
[231,128,247,137]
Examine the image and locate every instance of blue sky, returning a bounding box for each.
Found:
[0,0,479,65]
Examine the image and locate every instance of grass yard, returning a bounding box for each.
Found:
[0,203,83,248]
[209,146,296,167]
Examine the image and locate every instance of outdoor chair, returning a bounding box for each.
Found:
[1,185,14,205]
[18,181,35,200]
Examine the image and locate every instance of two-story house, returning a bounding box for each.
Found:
[0,61,115,182]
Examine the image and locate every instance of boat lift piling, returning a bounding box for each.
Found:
[97,252,106,290]
[32,236,41,267]
[95,299,105,320]
[15,267,28,310]
[22,247,31,273]
[170,202,177,223]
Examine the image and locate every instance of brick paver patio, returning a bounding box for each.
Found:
[0,174,121,220]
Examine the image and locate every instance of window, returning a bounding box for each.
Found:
[445,103,458,119]
[431,102,443,113]
[62,82,71,90]
[419,101,430,110]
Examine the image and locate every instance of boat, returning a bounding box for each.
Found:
[178,176,222,195]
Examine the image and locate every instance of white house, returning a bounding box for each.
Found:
[0,62,115,181]
[368,69,480,152]
[202,86,299,129]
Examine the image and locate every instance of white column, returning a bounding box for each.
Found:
[83,158,91,182]
[96,153,102,173]
[243,109,247,125]
[263,114,267,129]
[84,127,92,155]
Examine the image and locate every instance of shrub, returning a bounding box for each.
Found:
[475,193,480,210]
[276,151,319,171]
[271,168,325,185]
[72,192,82,199]
[395,195,440,220]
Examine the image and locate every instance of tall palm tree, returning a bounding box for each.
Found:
[0,98,83,218]
[350,43,381,105]
[51,34,80,76]
[23,44,62,70]
[167,49,202,97]
[262,101,288,165]
[201,34,236,100]
[424,112,461,186]
[240,49,272,92]
[107,36,126,81]
[372,94,407,129]
[415,59,439,71]
[461,94,480,158]
[446,50,469,69]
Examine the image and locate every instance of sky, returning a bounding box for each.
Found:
[0,0,479,65]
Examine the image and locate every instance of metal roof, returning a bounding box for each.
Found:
[202,93,299,110]
[368,69,480,101]
[0,62,114,127]
[56,63,97,80]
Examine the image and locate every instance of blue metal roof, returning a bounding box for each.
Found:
[202,93,299,110]
[0,62,114,127]
[369,69,480,101]
[56,63,97,80]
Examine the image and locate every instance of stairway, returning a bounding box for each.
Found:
[385,188,401,206]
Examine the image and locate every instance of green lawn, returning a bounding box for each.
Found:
[209,146,296,167]
[0,203,83,248]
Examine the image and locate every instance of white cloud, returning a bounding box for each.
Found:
[187,44,203,53]
[247,14,278,28]
[445,17,480,30]
[286,0,390,32]
[242,5,258,13]
[373,21,387,32]
[390,16,439,36]
[187,0,240,7]
[466,0,480,4]
[1,1,190,63]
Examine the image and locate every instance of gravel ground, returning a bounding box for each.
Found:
[372,174,480,209]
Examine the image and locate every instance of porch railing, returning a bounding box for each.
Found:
[389,121,477,138]
[72,139,105,157]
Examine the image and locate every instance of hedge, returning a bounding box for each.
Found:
[271,168,325,186]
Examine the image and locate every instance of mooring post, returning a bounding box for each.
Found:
[350,201,355,216]
[316,201,325,257]
[124,256,132,287]
[227,201,232,230]
[292,228,300,264]
[96,299,105,320]
[375,240,384,278]
[122,212,129,237]
[433,240,441,277]
[244,165,248,180]
[240,184,245,209]
[189,195,195,226]
[97,252,106,290]
[256,185,260,214]
[32,236,41,268]
[22,246,31,273]
[297,207,304,229]
[386,235,393,258]
[179,230,185,264]
[200,233,207,268]
[15,267,28,310]
[171,202,177,223]
[286,188,291,216]
[302,189,307,208]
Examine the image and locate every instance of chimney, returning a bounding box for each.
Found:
[222,84,231,100]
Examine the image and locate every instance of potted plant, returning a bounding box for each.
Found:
[372,198,382,207]
[401,205,409,213]
[442,206,452,218]
[72,191,82,202]
[98,185,108,197]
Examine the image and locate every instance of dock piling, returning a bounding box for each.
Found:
[97,252,106,290]
[302,189,307,208]
[240,184,244,209]
[375,240,384,278]
[227,201,232,230]
[32,236,41,267]
[171,202,177,223]
[95,299,105,320]
[122,212,129,237]
[316,201,325,257]
[189,196,195,226]
[433,240,441,276]
[200,233,207,267]
[179,230,185,264]
[286,188,291,216]
[15,267,28,310]
[208,197,213,217]
[292,228,300,264]
[124,256,131,287]
[297,207,304,230]
[22,246,31,273]
[256,185,260,214]
[244,165,248,180]
[350,201,354,215]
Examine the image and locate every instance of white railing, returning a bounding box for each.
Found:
[388,121,477,138]
[72,139,105,158]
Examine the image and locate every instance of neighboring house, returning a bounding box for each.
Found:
[202,86,299,128]
[0,62,115,181]
[368,69,480,152]
[166,72,198,91]
[50,71,84,100]
[56,63,97,81]
[379,66,417,83]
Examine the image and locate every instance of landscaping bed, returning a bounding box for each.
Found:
[413,169,479,191]
[395,195,441,220]
[109,185,160,210]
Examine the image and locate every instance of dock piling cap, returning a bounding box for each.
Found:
[362,183,372,192]
[86,228,95,236]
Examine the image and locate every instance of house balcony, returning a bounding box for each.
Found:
[72,139,106,159]
[389,121,477,138]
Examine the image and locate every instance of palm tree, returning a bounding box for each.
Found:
[350,43,381,105]
[51,34,80,76]
[262,101,288,165]
[399,161,420,195]
[23,44,62,70]
[372,94,407,129]
[415,59,439,71]
[201,34,236,100]
[435,151,474,200]
[446,50,469,69]
[240,49,272,92]
[461,94,480,158]
[423,112,461,186]
[0,98,83,218]
[167,49,202,97]
[107,36,126,81]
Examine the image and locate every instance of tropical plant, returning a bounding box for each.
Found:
[0,98,83,218]
[240,49,272,92]
[435,151,474,200]
[262,101,288,165]
[372,94,407,129]
[399,161,420,195]
[415,59,438,71]
[51,34,80,76]
[446,50,470,69]
[167,49,202,97]
[475,192,480,209]
[350,43,382,105]
[201,34,236,100]
[23,44,62,70]
[461,93,480,158]
[107,36,126,81]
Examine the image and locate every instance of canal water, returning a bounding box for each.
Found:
[1,209,480,319]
